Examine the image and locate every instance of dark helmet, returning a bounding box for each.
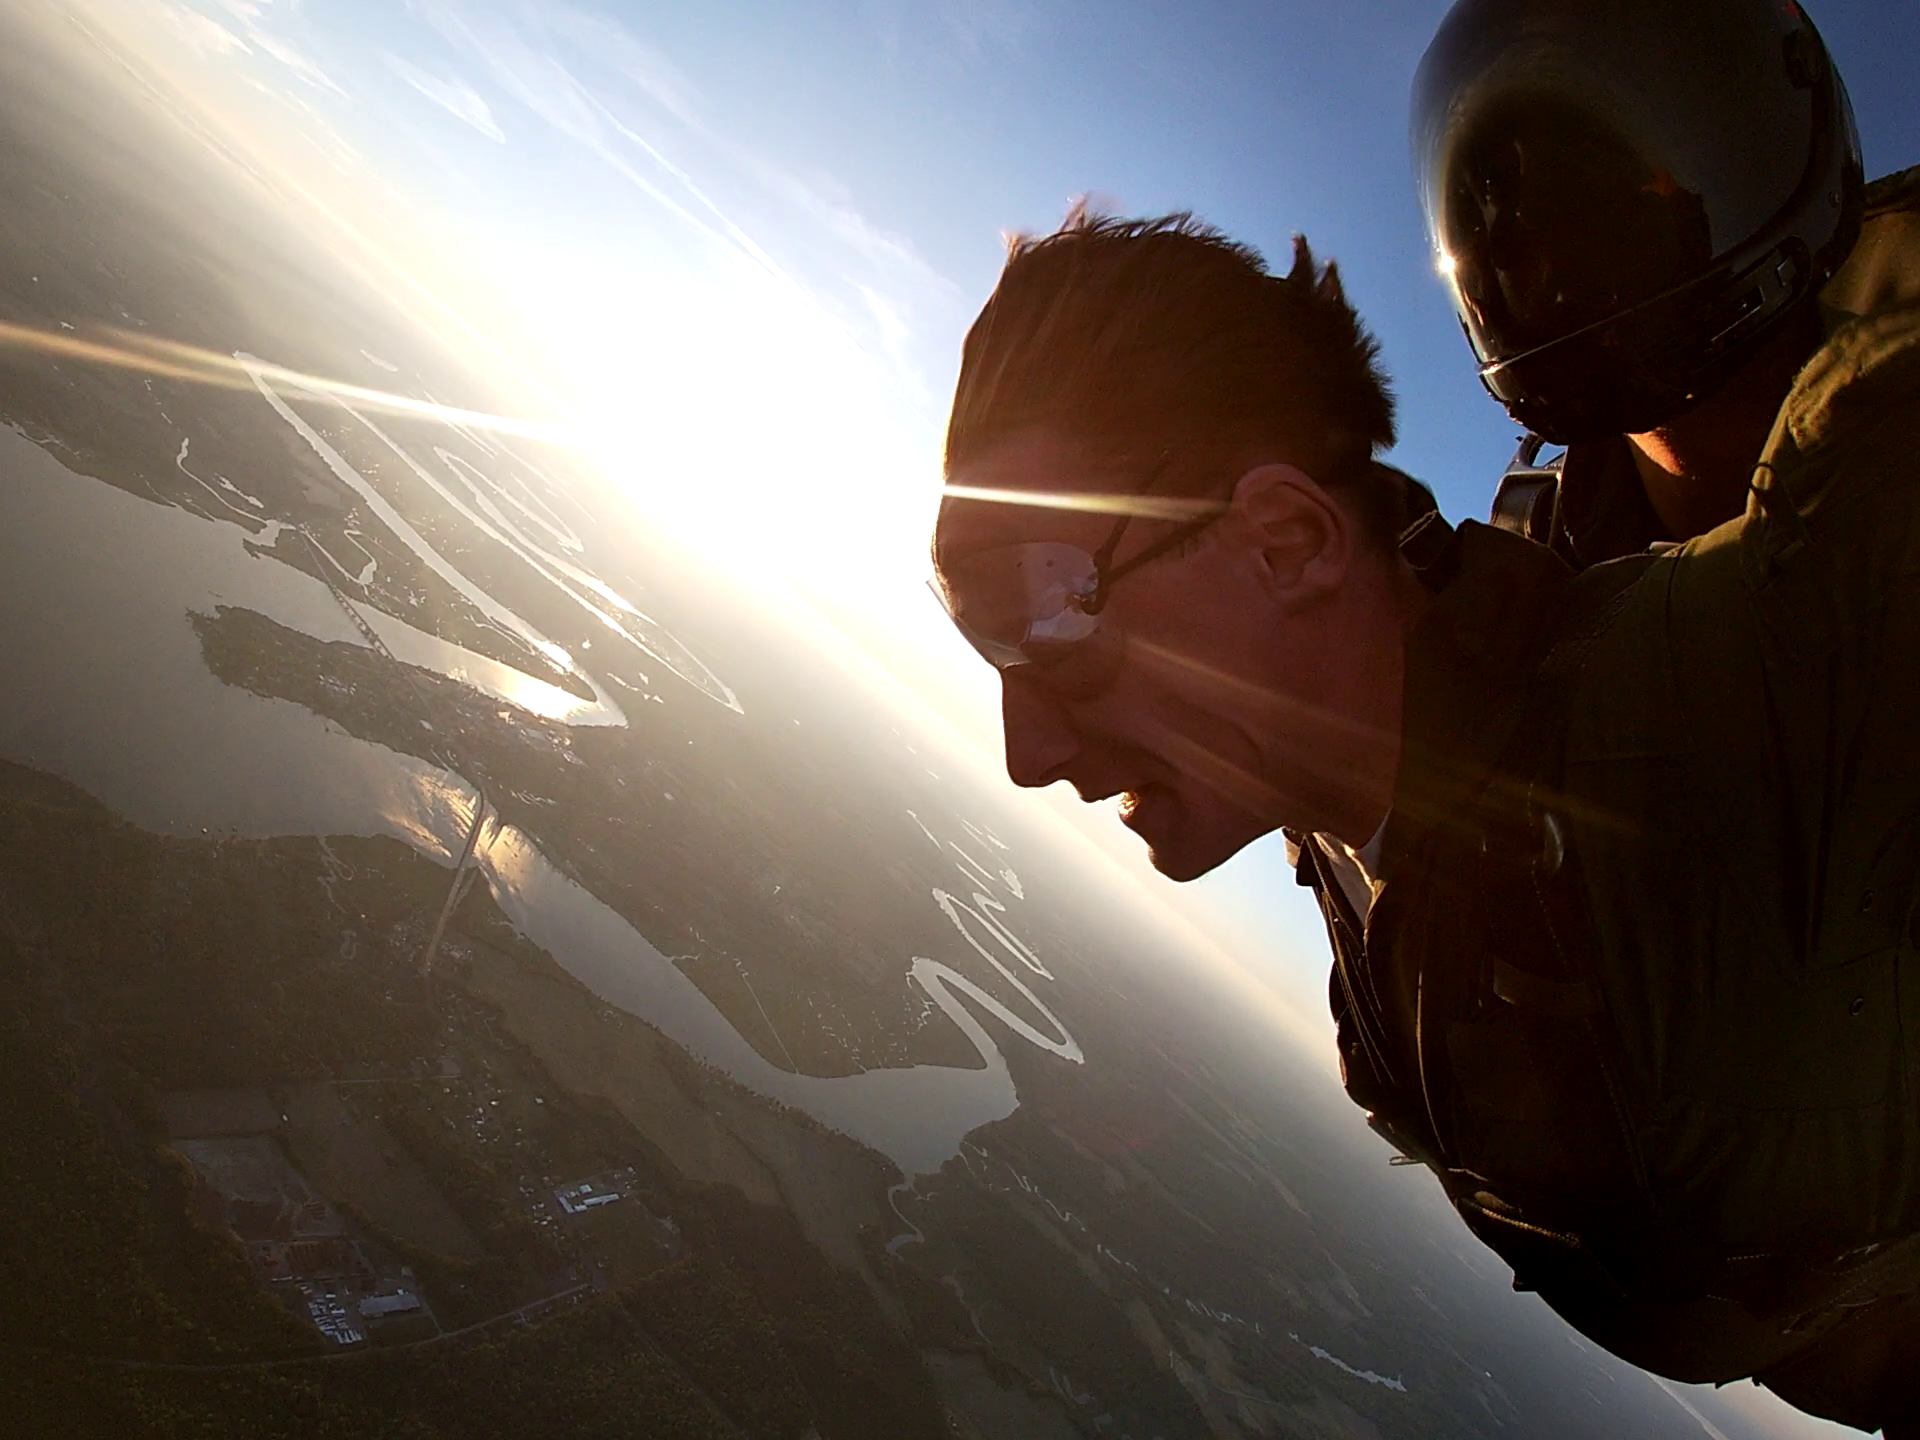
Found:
[1413,0,1864,443]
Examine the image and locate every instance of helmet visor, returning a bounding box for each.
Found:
[1413,0,1817,370]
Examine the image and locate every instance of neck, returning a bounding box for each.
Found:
[1627,307,1823,540]
[1310,560,1430,848]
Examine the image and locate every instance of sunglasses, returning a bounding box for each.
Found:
[932,484,1228,696]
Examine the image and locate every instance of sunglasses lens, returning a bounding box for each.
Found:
[934,543,1102,669]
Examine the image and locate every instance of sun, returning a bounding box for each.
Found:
[524,243,944,606]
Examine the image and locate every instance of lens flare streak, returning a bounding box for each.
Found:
[941,483,1228,522]
[0,318,580,446]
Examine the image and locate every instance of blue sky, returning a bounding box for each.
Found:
[121,0,1919,1010]
[138,0,1917,507]
[281,0,1914,507]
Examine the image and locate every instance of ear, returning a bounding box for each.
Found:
[1227,463,1353,605]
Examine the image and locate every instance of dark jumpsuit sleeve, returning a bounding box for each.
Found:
[1707,301,1920,1091]
[1746,301,1920,967]
[1742,304,1920,634]
[1612,302,1920,1124]
[1505,300,1920,1393]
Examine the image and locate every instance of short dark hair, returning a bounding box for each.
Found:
[946,210,1408,542]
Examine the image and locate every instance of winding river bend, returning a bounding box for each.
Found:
[0,397,1080,1177]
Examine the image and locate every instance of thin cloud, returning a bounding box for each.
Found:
[751,159,955,297]
[531,3,704,129]
[864,0,1051,66]
[169,0,965,406]
[939,0,1047,59]
[157,1,251,57]
[252,30,345,94]
[385,52,506,142]
[417,6,779,274]
[415,0,960,397]
[173,0,342,93]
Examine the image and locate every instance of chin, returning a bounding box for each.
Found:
[1123,790,1253,882]
[1143,842,1221,883]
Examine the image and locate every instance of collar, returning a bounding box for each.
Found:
[1556,434,1671,569]
[1312,816,1389,924]
[1822,164,1920,324]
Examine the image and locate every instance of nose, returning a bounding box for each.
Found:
[1001,672,1080,789]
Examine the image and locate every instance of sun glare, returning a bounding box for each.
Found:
[520,244,947,609]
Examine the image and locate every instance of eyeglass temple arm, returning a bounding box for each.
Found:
[1085,512,1135,613]
[1089,502,1230,612]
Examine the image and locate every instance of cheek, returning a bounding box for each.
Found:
[1112,609,1293,808]
[1118,578,1282,730]
[1108,663,1271,802]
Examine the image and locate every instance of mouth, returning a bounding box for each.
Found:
[1116,785,1172,834]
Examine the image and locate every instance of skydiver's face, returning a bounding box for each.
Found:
[934,429,1394,881]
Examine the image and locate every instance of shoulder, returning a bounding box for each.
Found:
[1865,164,1920,217]
[1780,303,1920,459]
[1821,165,1920,324]
[1695,295,1920,744]
[1747,298,1920,584]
